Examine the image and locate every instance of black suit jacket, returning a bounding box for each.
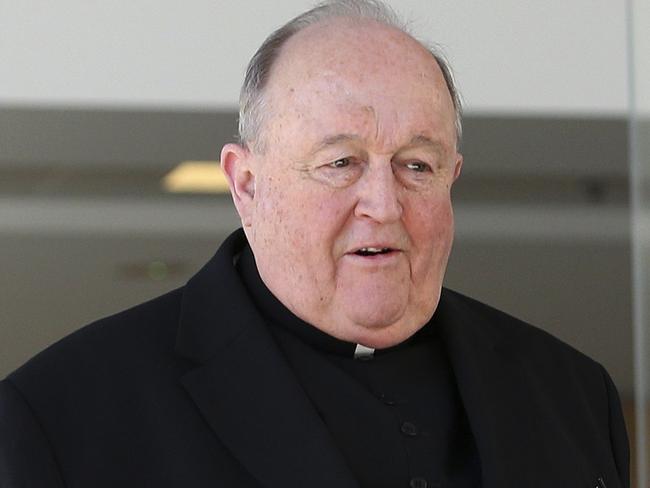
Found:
[0,230,629,487]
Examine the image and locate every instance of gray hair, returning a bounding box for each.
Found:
[238,0,463,152]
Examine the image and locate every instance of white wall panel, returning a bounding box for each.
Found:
[0,0,630,113]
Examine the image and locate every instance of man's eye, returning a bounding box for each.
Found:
[329,158,351,168]
[406,162,430,172]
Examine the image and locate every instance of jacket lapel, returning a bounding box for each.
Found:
[437,289,590,487]
[175,231,358,488]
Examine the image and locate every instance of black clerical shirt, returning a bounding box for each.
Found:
[238,247,481,488]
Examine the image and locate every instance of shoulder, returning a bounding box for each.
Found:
[443,287,592,354]
[440,287,621,432]
[440,287,608,384]
[4,229,248,410]
[441,288,630,486]
[6,286,189,399]
[441,288,623,442]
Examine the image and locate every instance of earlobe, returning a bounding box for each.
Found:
[220,143,256,227]
[453,154,463,182]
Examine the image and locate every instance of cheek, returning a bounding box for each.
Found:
[405,194,455,274]
[409,192,453,235]
[256,181,349,253]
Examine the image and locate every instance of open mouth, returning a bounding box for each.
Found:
[354,247,394,257]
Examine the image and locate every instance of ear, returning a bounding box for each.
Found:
[452,153,463,182]
[220,143,257,227]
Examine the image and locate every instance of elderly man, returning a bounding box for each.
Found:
[0,1,629,487]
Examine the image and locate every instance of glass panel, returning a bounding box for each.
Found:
[627,0,650,485]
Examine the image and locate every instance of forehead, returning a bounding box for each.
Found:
[261,19,456,152]
[276,18,436,78]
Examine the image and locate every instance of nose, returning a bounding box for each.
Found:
[354,162,403,223]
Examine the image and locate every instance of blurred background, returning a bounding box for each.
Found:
[1,0,648,485]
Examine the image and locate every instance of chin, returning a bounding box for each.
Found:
[343,307,426,348]
[345,300,405,328]
[349,320,421,349]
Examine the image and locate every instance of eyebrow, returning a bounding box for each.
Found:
[403,135,443,151]
[308,133,362,155]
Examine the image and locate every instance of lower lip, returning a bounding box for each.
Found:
[345,251,402,265]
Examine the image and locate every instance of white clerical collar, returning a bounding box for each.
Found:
[353,344,375,359]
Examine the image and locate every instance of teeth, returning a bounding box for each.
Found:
[357,247,391,255]
[362,247,383,253]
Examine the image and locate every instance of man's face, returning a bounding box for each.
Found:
[224,19,462,348]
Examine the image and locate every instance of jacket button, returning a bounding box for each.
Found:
[410,477,428,488]
[400,421,418,436]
